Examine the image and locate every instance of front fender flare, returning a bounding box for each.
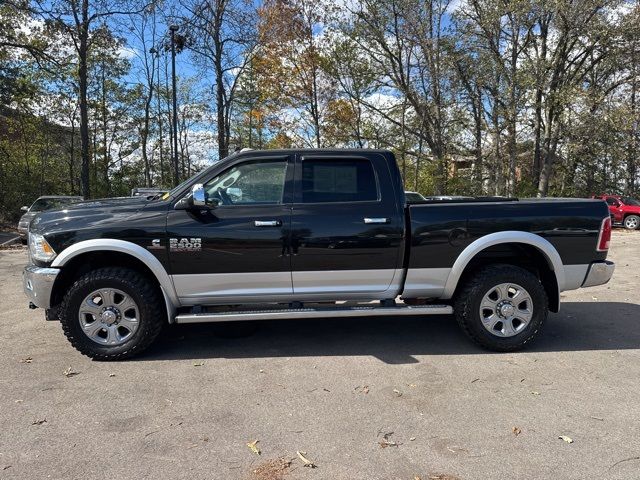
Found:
[51,239,178,320]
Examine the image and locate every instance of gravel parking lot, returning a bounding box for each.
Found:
[1,230,639,480]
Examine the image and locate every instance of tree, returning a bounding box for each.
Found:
[181,0,258,160]
[257,0,336,148]
[33,0,149,198]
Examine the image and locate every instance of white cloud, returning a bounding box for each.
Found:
[117,46,137,59]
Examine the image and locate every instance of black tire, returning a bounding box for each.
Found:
[59,267,165,360]
[454,264,548,352]
[624,215,639,230]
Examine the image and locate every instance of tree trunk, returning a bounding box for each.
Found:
[78,0,90,198]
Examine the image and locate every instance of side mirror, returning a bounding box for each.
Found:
[188,184,219,209]
[192,183,206,207]
[21,206,29,212]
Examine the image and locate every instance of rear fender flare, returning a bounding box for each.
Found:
[441,231,565,299]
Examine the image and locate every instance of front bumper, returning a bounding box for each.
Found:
[582,260,615,288]
[23,265,60,308]
[17,224,29,238]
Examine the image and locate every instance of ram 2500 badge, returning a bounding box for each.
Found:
[24,149,614,360]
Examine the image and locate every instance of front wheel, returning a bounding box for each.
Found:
[454,265,548,352]
[59,267,165,360]
[624,215,639,230]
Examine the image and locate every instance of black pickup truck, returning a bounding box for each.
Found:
[23,149,615,360]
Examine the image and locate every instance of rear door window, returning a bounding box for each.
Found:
[301,158,379,203]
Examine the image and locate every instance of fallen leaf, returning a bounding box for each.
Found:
[414,476,421,480]
[393,389,403,397]
[378,431,400,448]
[512,427,521,436]
[63,366,79,377]
[259,369,265,373]
[296,450,316,468]
[15,400,23,403]
[193,361,204,367]
[108,373,116,377]
[20,357,32,364]
[247,439,261,455]
[31,418,47,425]
[559,435,573,444]
[407,383,417,388]
[355,385,369,394]
[531,391,540,395]
[410,437,416,441]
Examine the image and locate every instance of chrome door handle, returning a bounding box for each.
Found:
[254,220,281,227]
[364,217,389,224]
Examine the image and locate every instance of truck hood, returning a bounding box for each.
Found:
[29,196,150,233]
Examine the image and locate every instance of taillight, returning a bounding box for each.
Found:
[597,217,612,252]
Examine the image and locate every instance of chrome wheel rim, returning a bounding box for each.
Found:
[78,288,139,345]
[625,217,638,229]
[479,283,533,337]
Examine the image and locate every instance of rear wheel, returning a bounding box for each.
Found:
[624,215,639,230]
[59,267,165,360]
[454,265,548,351]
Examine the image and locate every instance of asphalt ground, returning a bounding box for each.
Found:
[0,230,639,480]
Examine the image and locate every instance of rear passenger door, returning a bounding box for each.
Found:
[289,153,405,299]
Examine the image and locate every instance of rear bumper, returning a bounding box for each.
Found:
[23,265,60,308]
[582,260,615,288]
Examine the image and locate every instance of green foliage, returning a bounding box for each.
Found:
[1,0,639,223]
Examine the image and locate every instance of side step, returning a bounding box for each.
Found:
[174,304,453,324]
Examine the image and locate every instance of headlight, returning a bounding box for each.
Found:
[29,233,57,262]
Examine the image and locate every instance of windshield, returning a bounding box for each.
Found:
[30,198,78,212]
[622,197,640,206]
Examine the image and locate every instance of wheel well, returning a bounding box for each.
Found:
[50,251,162,308]
[453,242,560,312]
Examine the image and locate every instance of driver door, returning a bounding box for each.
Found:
[166,155,294,305]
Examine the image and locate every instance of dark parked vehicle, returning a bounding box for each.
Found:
[18,196,83,243]
[131,187,167,197]
[23,149,614,359]
[404,191,426,202]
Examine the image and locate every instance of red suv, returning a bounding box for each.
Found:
[593,194,640,230]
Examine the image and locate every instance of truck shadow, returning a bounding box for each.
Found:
[143,301,640,364]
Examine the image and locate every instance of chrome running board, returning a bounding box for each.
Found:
[174,304,453,324]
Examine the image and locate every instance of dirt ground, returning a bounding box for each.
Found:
[0,230,639,480]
